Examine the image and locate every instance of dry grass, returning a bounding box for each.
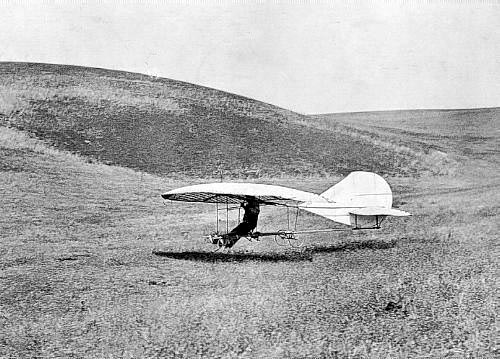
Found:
[0,125,498,358]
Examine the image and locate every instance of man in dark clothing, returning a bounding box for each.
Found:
[222,199,260,248]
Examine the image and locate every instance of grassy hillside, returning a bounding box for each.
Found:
[0,125,497,357]
[0,62,423,177]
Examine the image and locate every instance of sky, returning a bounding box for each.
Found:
[0,0,499,114]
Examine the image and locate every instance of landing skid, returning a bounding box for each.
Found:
[204,227,352,249]
[204,232,255,251]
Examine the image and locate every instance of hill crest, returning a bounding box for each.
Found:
[1,62,437,177]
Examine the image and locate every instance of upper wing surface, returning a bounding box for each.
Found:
[161,182,323,205]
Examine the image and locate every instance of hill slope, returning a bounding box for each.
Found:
[309,108,499,164]
[0,62,422,177]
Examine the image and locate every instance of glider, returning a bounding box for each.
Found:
[162,171,410,248]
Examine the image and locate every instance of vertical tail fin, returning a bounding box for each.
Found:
[321,171,393,208]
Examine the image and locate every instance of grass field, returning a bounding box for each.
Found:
[1,129,498,358]
[0,63,499,358]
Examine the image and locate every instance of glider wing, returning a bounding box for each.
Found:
[161,182,323,205]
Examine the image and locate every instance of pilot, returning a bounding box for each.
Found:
[223,198,260,248]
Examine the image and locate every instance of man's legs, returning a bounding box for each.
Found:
[222,222,252,248]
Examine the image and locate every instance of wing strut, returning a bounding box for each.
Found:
[226,200,229,234]
[285,206,301,231]
[216,202,219,234]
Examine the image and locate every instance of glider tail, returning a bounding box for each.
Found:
[321,171,393,208]
[306,171,410,228]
